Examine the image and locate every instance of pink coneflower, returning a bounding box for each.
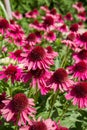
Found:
[0,64,22,84]
[21,46,54,70]
[47,68,73,92]
[20,118,57,130]
[0,18,9,34]
[22,68,51,95]
[44,31,56,42]
[12,11,22,20]
[75,32,87,49]
[40,6,49,13]
[29,20,44,31]
[6,24,25,46]
[35,31,42,43]
[68,61,87,80]
[57,24,68,33]
[42,15,55,30]
[46,46,58,59]
[25,9,39,19]
[64,12,73,21]
[25,33,37,46]
[77,11,86,21]
[70,23,78,32]
[62,32,77,50]
[1,93,36,126]
[65,82,87,108]
[72,2,85,12]
[0,92,6,110]
[73,49,87,62]
[9,49,23,62]
[56,14,64,23]
[50,8,57,15]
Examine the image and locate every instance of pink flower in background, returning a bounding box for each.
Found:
[21,46,54,70]
[42,15,55,30]
[46,46,58,59]
[50,8,57,15]
[57,24,68,33]
[9,49,23,62]
[73,49,87,62]
[47,68,73,92]
[0,92,6,111]
[77,11,86,21]
[64,12,73,21]
[0,18,9,34]
[40,6,50,13]
[0,64,22,84]
[62,32,77,50]
[68,61,87,80]
[20,118,57,130]
[35,31,42,43]
[66,82,87,108]
[1,93,36,126]
[72,2,85,12]
[12,11,22,20]
[70,23,78,32]
[75,32,87,49]
[22,68,52,95]
[44,31,56,42]
[6,24,25,46]
[25,33,37,46]
[25,9,39,19]
[29,20,44,31]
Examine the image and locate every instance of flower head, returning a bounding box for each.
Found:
[47,68,73,92]
[68,61,87,80]
[21,46,54,70]
[20,119,57,130]
[0,64,22,84]
[66,82,87,108]
[22,68,52,95]
[1,93,36,126]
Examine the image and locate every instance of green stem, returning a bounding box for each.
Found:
[58,101,71,121]
[48,91,58,118]
[60,46,70,68]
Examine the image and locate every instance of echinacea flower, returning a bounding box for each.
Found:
[25,33,37,46]
[0,92,6,110]
[68,61,87,80]
[1,93,36,126]
[22,68,52,95]
[9,49,23,62]
[57,24,68,33]
[42,15,55,30]
[70,23,78,32]
[75,32,87,49]
[72,2,85,12]
[12,11,22,20]
[46,46,58,59]
[47,68,73,92]
[20,118,57,130]
[0,64,22,84]
[62,32,77,50]
[65,82,87,108]
[25,9,39,19]
[44,31,56,42]
[0,18,9,34]
[29,20,44,31]
[64,12,73,21]
[77,11,86,21]
[73,49,87,62]
[21,46,54,70]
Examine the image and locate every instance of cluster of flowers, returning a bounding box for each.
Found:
[0,1,87,130]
